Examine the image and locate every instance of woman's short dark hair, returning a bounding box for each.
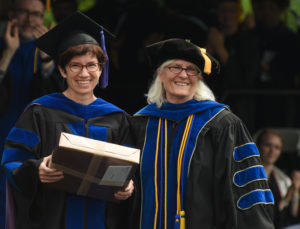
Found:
[58,44,106,70]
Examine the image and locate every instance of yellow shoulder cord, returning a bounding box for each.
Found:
[33,48,39,74]
[176,114,194,229]
[154,118,162,229]
[46,0,51,13]
[164,118,168,229]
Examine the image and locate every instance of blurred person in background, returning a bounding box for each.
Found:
[257,128,300,229]
[0,0,57,227]
[52,0,77,23]
[252,0,300,90]
[205,0,260,133]
[252,0,300,129]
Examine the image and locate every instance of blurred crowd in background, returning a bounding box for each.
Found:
[1,0,300,131]
[1,0,300,228]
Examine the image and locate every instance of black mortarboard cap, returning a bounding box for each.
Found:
[34,11,115,60]
[146,38,220,77]
[34,11,116,88]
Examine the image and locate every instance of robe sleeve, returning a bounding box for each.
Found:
[0,71,11,116]
[1,104,43,197]
[211,111,274,229]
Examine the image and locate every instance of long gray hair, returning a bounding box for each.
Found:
[146,60,215,107]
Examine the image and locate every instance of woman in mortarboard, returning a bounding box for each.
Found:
[1,11,134,229]
[130,38,275,229]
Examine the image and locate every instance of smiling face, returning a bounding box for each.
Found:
[10,0,44,41]
[158,59,202,104]
[58,52,102,103]
[258,132,283,166]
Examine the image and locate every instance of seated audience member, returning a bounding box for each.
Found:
[252,0,300,129]
[256,128,300,229]
[252,0,300,89]
[205,0,260,133]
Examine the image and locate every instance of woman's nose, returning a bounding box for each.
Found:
[79,67,90,75]
[178,69,189,78]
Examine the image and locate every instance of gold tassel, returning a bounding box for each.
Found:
[176,116,192,229]
[199,48,212,75]
[180,211,185,229]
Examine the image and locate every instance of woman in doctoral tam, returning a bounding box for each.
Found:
[1,11,134,229]
[130,38,275,229]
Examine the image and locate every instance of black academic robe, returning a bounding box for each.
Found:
[1,93,133,229]
[130,99,275,229]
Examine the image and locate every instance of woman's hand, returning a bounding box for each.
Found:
[39,155,64,183]
[114,179,134,200]
[278,170,300,212]
[32,21,54,40]
[291,170,300,191]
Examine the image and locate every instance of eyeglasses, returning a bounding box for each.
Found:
[15,9,44,20]
[68,62,102,73]
[165,65,200,76]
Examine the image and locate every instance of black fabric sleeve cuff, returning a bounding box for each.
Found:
[0,69,6,82]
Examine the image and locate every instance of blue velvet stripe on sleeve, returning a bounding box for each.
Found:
[237,190,274,210]
[233,143,260,162]
[233,166,268,187]
[6,128,40,147]
[1,148,36,164]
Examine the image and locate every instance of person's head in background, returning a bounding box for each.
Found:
[216,0,240,36]
[251,0,263,25]
[253,0,290,29]
[8,0,45,41]
[52,0,77,23]
[256,128,283,167]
